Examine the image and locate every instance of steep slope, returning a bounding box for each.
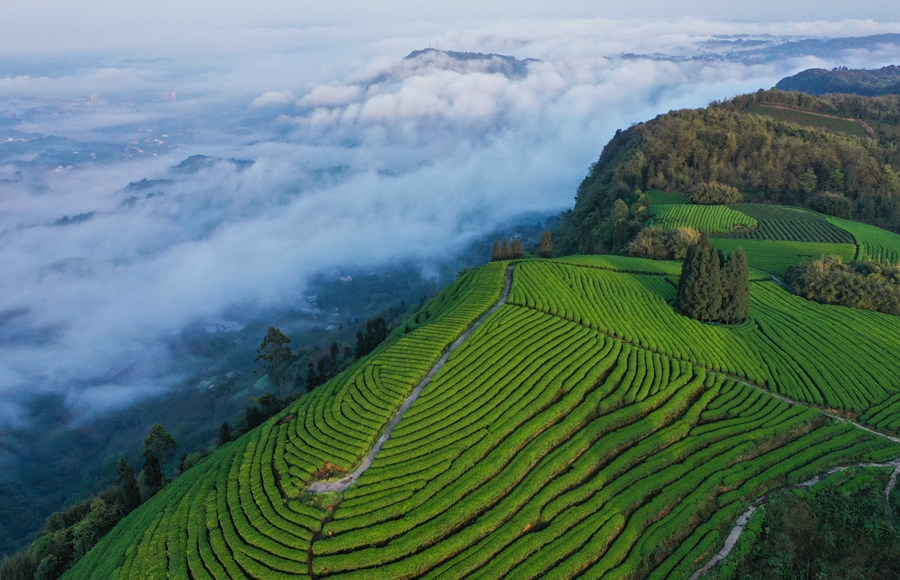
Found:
[559,89,900,254]
[67,254,900,579]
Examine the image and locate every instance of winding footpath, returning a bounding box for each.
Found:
[691,456,900,579]
[307,264,515,494]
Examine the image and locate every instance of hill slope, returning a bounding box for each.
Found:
[776,65,900,96]
[67,252,900,579]
[558,89,900,254]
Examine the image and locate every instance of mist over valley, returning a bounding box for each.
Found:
[3,15,900,555]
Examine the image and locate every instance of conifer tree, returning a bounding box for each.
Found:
[491,240,501,261]
[116,459,141,513]
[721,247,750,323]
[500,237,510,259]
[539,230,553,258]
[510,238,523,259]
[676,235,722,321]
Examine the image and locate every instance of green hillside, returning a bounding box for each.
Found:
[66,253,900,579]
[559,89,900,255]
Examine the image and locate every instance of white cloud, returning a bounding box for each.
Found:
[3,17,900,426]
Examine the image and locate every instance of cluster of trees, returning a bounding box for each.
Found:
[775,65,900,97]
[490,237,524,261]
[624,226,700,260]
[560,89,900,254]
[685,181,741,204]
[0,425,177,580]
[730,469,900,578]
[675,236,750,323]
[305,342,346,391]
[355,316,390,358]
[785,256,900,316]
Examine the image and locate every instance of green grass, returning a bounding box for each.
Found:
[749,104,871,139]
[709,238,856,277]
[649,203,757,233]
[67,258,900,580]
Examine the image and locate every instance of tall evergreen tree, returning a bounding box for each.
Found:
[491,240,501,261]
[510,238,524,258]
[676,235,722,322]
[721,247,750,323]
[141,452,164,497]
[115,459,141,513]
[539,230,553,258]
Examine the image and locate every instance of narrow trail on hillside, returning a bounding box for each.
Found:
[306,264,515,494]
[690,457,900,580]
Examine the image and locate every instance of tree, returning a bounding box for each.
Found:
[115,459,141,513]
[686,181,742,204]
[509,238,524,259]
[143,424,177,466]
[218,421,232,446]
[676,235,722,322]
[677,238,750,323]
[255,327,293,400]
[539,230,553,258]
[721,247,750,323]
[141,452,164,498]
[306,362,318,391]
[491,240,501,261]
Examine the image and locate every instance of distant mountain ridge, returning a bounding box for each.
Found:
[404,48,540,78]
[776,65,900,96]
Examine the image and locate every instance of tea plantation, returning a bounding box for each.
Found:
[66,227,900,578]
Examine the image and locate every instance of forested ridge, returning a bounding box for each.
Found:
[776,65,900,96]
[558,89,900,254]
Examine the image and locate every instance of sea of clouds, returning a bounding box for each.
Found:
[2,17,900,428]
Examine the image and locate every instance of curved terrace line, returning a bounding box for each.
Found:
[306,263,515,494]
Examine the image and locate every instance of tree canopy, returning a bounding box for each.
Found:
[676,237,749,324]
[559,89,900,254]
[255,326,293,399]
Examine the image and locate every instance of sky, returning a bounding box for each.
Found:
[2,3,900,430]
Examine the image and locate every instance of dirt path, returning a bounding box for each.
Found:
[691,457,900,579]
[306,264,515,494]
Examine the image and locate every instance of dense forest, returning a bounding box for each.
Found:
[776,65,900,96]
[557,89,900,254]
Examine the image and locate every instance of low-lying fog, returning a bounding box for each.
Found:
[2,13,900,552]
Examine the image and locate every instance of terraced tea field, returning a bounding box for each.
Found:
[68,258,900,580]
[726,205,855,243]
[824,214,900,264]
[648,204,756,234]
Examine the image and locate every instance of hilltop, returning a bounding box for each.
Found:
[558,88,900,254]
[776,65,900,96]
